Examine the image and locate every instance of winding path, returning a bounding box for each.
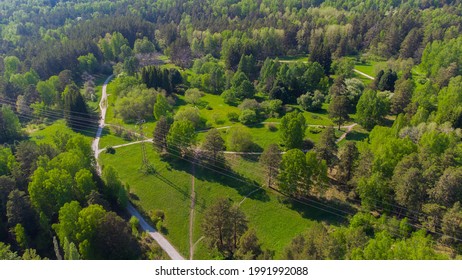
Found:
[92,75,184,260]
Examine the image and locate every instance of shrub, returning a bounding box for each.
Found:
[106,146,116,154]
[227,112,239,122]
[239,109,258,125]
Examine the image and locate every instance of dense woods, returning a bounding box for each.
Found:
[1,0,462,260]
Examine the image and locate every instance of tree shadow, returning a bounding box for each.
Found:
[129,193,140,201]
[165,155,270,204]
[276,192,354,226]
[346,131,369,142]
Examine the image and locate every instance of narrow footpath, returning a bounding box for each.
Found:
[92,75,184,260]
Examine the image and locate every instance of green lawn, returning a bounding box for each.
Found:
[99,141,347,259]
[29,119,94,145]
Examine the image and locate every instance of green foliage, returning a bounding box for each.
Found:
[435,76,462,128]
[0,105,22,143]
[184,88,203,105]
[201,128,225,164]
[77,53,98,74]
[280,111,306,150]
[134,37,156,54]
[239,109,258,125]
[278,149,310,196]
[153,94,172,121]
[174,107,202,128]
[167,120,196,155]
[228,126,253,152]
[102,166,128,208]
[115,85,157,123]
[356,89,389,130]
[202,198,248,258]
[259,144,282,188]
[297,91,325,112]
[328,94,349,129]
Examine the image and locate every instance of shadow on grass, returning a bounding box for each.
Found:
[346,130,369,142]
[278,194,353,226]
[165,155,270,206]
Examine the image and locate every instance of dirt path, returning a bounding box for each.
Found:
[353,69,375,80]
[92,75,184,260]
[336,123,358,143]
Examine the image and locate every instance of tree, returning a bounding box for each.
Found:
[429,167,462,208]
[102,166,128,208]
[167,120,196,156]
[283,222,329,260]
[174,107,202,128]
[6,189,38,231]
[0,105,21,143]
[153,94,172,121]
[235,229,262,260]
[74,169,96,202]
[153,116,170,153]
[356,89,389,130]
[441,202,462,246]
[278,149,309,196]
[77,53,98,74]
[202,198,247,257]
[184,88,203,105]
[28,167,74,218]
[337,141,359,184]
[239,109,258,125]
[328,95,349,130]
[391,78,414,114]
[63,84,91,131]
[228,126,253,152]
[297,91,325,112]
[392,167,426,214]
[315,127,338,168]
[435,76,462,128]
[201,128,225,165]
[280,112,306,150]
[259,144,282,188]
[376,69,398,91]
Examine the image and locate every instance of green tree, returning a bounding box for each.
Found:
[202,198,247,257]
[337,141,359,184]
[441,202,462,246]
[328,95,349,130]
[153,94,172,121]
[201,128,225,165]
[0,105,21,143]
[184,88,203,105]
[167,120,197,156]
[315,127,338,168]
[280,111,306,150]
[63,84,90,131]
[356,89,389,130]
[278,149,309,196]
[28,167,74,218]
[297,91,325,112]
[153,116,170,152]
[228,126,253,152]
[259,144,282,188]
[102,166,128,208]
[429,167,462,208]
[435,76,462,128]
[174,107,202,128]
[235,228,262,260]
[77,53,98,74]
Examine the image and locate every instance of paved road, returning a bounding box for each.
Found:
[92,75,184,260]
[353,69,375,80]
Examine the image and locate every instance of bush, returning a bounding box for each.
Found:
[239,109,258,125]
[106,146,116,154]
[227,112,239,122]
[266,123,278,132]
[150,209,165,225]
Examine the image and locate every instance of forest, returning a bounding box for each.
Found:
[1,0,462,260]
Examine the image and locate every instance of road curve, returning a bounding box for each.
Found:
[92,75,185,260]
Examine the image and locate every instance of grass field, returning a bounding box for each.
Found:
[96,74,367,259]
[99,142,347,259]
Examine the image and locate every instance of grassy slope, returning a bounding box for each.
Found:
[99,143,345,259]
